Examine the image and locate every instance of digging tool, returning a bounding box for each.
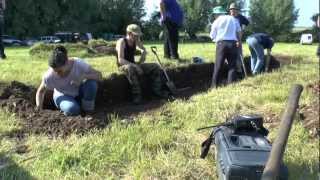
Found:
[199,84,303,180]
[262,84,303,180]
[239,54,248,77]
[150,46,178,95]
[265,49,271,72]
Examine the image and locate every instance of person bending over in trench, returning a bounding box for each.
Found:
[36,45,102,116]
[116,24,168,104]
[246,33,274,75]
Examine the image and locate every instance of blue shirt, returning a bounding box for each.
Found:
[235,14,249,29]
[248,33,274,49]
[161,0,184,26]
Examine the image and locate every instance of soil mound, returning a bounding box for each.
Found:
[299,81,319,138]
[0,56,287,137]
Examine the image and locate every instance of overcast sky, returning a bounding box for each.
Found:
[144,0,319,27]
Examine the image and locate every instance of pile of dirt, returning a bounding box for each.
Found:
[0,82,109,137]
[87,44,117,56]
[0,63,213,137]
[299,81,319,138]
[264,81,319,138]
[0,56,285,137]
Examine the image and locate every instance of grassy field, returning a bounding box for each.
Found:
[0,42,319,179]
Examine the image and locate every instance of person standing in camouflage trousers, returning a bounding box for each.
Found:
[116,24,168,104]
[0,0,6,59]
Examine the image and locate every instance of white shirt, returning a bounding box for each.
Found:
[43,58,90,97]
[210,15,241,42]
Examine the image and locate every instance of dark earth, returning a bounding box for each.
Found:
[1,55,317,138]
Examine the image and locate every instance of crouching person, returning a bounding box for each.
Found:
[36,45,102,116]
[116,24,168,104]
[246,33,274,75]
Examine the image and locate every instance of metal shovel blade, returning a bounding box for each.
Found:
[150,46,179,95]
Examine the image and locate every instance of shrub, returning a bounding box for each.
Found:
[88,39,115,48]
[29,42,88,58]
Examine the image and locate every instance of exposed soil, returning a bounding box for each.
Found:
[264,81,319,138]
[299,81,319,138]
[0,55,298,137]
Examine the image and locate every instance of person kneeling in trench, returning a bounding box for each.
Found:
[36,45,102,116]
[116,24,168,104]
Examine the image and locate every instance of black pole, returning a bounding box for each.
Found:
[262,84,303,180]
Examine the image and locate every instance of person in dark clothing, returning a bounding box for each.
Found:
[0,0,6,59]
[246,33,274,75]
[116,24,168,104]
[160,0,184,60]
[317,15,320,58]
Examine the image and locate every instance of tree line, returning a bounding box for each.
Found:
[5,0,145,38]
[5,0,304,41]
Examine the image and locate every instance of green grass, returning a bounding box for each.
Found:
[0,42,319,179]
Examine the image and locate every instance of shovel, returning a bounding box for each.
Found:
[150,46,178,95]
[239,54,248,77]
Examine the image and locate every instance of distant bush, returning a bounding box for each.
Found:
[88,39,115,48]
[29,42,90,58]
[276,29,319,43]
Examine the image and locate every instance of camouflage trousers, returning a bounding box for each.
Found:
[119,63,163,97]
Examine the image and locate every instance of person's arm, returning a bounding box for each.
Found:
[70,62,102,86]
[83,66,102,81]
[210,17,219,41]
[136,38,146,64]
[317,15,320,28]
[115,38,143,74]
[235,19,242,47]
[36,80,47,111]
[160,0,166,21]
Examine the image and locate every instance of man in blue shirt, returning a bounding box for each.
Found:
[160,0,184,60]
[246,33,274,74]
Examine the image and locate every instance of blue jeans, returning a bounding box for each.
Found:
[53,80,98,116]
[246,37,265,74]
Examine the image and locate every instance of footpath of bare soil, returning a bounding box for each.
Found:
[1,55,312,138]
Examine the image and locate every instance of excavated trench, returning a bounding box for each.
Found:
[1,55,313,138]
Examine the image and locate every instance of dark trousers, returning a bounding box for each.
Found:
[163,19,179,59]
[317,32,320,57]
[0,16,5,59]
[211,41,238,87]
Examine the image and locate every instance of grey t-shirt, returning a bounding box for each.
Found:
[43,58,90,97]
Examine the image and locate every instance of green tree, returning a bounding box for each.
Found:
[180,0,213,39]
[142,11,162,40]
[5,0,145,38]
[5,0,61,38]
[180,0,245,39]
[249,0,298,39]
